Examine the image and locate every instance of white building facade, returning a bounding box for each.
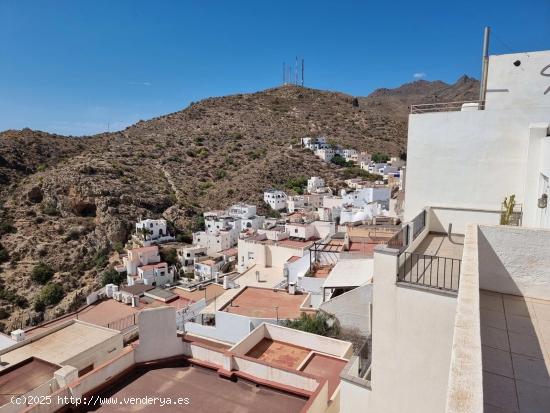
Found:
[263,190,288,211]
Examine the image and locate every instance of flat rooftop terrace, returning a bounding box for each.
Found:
[85,362,308,413]
[0,357,59,406]
[413,232,464,259]
[246,338,310,369]
[222,288,307,319]
[300,353,347,397]
[398,232,465,292]
[3,322,119,366]
[173,283,225,302]
[245,339,347,397]
[480,291,550,412]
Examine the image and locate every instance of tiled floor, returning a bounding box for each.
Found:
[480,290,550,412]
[413,232,465,260]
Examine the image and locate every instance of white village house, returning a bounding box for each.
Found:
[263,189,287,211]
[134,218,174,246]
[123,245,174,287]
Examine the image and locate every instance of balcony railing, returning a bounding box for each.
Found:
[410,100,485,114]
[411,209,427,240]
[106,313,137,331]
[398,252,461,293]
[387,225,410,254]
[358,339,371,379]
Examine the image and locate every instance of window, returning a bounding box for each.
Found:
[295,229,298,233]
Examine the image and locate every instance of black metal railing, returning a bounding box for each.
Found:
[358,340,371,378]
[398,252,461,292]
[106,313,137,331]
[387,225,409,254]
[412,210,427,240]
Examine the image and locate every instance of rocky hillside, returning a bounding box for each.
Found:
[0,79,478,331]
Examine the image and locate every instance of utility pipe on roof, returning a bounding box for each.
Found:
[479,26,491,108]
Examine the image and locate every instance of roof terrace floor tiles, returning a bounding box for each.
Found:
[413,232,465,260]
[222,288,306,319]
[480,290,550,413]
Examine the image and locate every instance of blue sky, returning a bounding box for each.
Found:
[0,0,548,136]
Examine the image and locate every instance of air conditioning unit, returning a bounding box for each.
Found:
[113,291,122,302]
[123,295,132,305]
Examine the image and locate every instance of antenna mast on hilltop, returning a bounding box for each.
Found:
[281,57,305,86]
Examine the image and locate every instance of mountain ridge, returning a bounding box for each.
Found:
[0,78,479,331]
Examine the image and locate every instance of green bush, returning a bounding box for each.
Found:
[372,153,390,163]
[42,204,60,216]
[285,177,307,194]
[330,154,352,167]
[94,249,109,269]
[113,241,124,253]
[34,299,46,312]
[38,283,64,307]
[0,288,27,308]
[160,248,178,267]
[176,232,193,244]
[101,268,126,286]
[31,262,55,284]
[0,221,16,236]
[65,228,80,241]
[264,203,281,218]
[283,312,339,337]
[215,169,227,179]
[341,167,382,181]
[192,215,205,231]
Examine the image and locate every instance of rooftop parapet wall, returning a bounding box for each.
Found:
[478,225,550,300]
[445,224,483,413]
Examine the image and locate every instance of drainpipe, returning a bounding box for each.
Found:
[479,26,491,109]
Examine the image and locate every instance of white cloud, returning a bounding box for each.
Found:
[413,72,426,79]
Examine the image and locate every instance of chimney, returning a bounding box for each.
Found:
[288,282,296,295]
[223,275,229,290]
[343,234,350,251]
